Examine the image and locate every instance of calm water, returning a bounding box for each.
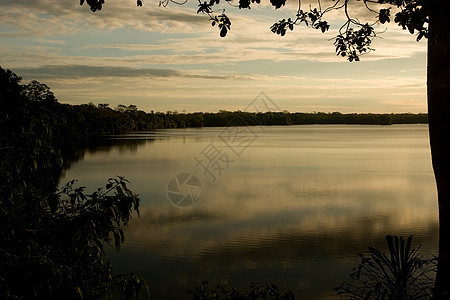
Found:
[59,124,439,299]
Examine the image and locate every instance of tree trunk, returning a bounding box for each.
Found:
[427,0,450,297]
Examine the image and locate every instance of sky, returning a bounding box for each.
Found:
[0,0,427,113]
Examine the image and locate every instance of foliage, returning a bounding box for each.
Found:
[191,280,295,300]
[28,102,429,133]
[51,177,140,254]
[334,24,375,62]
[68,106,429,129]
[1,177,146,300]
[200,111,427,126]
[335,235,436,299]
[80,0,429,61]
[0,67,148,299]
[23,80,57,104]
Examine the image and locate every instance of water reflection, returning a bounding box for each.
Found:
[60,125,439,299]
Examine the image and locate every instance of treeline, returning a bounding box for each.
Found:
[0,67,429,148]
[67,104,428,136]
[201,111,428,126]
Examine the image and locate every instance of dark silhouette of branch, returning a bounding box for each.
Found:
[79,0,428,60]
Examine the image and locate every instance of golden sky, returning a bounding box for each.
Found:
[0,0,427,113]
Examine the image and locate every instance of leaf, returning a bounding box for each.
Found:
[197,1,212,14]
[110,206,117,219]
[220,27,227,37]
[416,31,425,41]
[70,194,76,206]
[270,0,286,9]
[118,228,125,243]
[239,0,251,9]
[57,156,64,167]
[379,8,390,24]
[76,286,83,299]
[94,239,103,255]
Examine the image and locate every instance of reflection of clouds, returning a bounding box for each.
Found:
[126,178,437,263]
[120,204,437,300]
[129,127,436,262]
[125,190,438,261]
[64,125,438,298]
[142,206,219,226]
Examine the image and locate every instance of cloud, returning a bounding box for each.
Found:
[0,0,209,36]
[13,64,258,80]
[33,38,67,46]
[0,0,427,113]
[1,0,425,65]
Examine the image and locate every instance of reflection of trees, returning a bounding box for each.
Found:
[85,137,152,155]
[58,138,153,183]
[67,138,151,162]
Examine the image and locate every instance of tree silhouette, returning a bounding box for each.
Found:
[0,68,150,299]
[23,80,57,105]
[80,0,449,297]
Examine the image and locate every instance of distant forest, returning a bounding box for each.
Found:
[71,103,428,136]
[0,65,429,143]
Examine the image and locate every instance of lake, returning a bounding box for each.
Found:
[59,124,439,299]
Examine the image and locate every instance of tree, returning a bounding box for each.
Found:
[0,67,149,299]
[98,103,110,109]
[116,104,128,113]
[23,80,57,105]
[127,104,138,112]
[80,0,448,297]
